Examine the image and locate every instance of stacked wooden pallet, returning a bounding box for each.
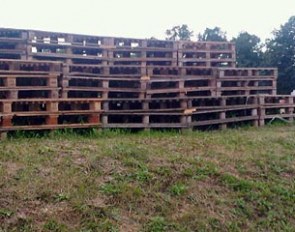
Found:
[0,27,292,134]
[177,41,236,67]
[0,29,27,60]
[214,67,277,96]
[103,95,295,129]
[0,59,103,135]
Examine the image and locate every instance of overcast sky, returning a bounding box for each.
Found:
[1,0,294,41]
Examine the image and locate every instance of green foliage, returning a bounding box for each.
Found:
[194,162,219,177]
[54,193,69,202]
[89,128,128,138]
[144,217,186,232]
[144,217,168,232]
[155,166,172,177]
[100,183,122,196]
[109,142,148,161]
[170,183,187,196]
[220,174,253,192]
[232,31,263,67]
[88,219,118,232]
[233,198,252,216]
[133,164,152,182]
[0,208,14,217]
[198,27,227,41]
[265,16,295,94]
[166,24,193,41]
[76,205,119,231]
[43,219,67,232]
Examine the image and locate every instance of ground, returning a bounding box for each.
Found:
[0,125,294,231]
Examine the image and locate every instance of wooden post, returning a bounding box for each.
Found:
[219,112,227,130]
[258,96,265,127]
[181,115,192,132]
[89,114,100,124]
[5,76,16,87]
[140,78,148,99]
[251,108,259,127]
[205,43,211,67]
[287,96,294,122]
[3,102,12,113]
[90,101,101,111]
[187,115,192,131]
[61,90,68,98]
[47,102,58,112]
[46,115,58,125]
[1,116,13,127]
[8,90,18,99]
[48,75,58,87]
[102,80,109,99]
[181,115,188,130]
[216,80,222,97]
[143,115,149,130]
[178,80,185,97]
[180,99,188,109]
[219,98,227,129]
[102,115,108,125]
[49,90,59,99]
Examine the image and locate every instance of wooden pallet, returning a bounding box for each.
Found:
[0,59,61,72]
[0,98,103,133]
[178,41,236,68]
[0,28,285,134]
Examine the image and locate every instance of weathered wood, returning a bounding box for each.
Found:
[0,28,286,133]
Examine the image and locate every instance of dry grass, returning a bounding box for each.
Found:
[0,125,295,231]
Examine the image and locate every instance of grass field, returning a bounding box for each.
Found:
[0,125,294,231]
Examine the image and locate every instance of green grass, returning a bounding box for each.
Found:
[0,125,295,231]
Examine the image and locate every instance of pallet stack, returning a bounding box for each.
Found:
[0,59,103,136]
[0,27,293,134]
[0,29,27,60]
[177,41,236,67]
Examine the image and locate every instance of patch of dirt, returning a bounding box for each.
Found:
[2,200,43,228]
[149,156,171,168]
[170,201,192,220]
[89,157,127,186]
[87,194,108,208]
[3,162,24,177]
[93,157,126,175]
[73,156,87,166]
[184,178,232,223]
[37,167,53,177]
[119,213,141,232]
[38,202,80,226]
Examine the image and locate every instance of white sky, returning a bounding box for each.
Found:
[1,0,294,41]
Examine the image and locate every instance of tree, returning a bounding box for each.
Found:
[232,32,263,67]
[198,27,227,41]
[265,16,295,94]
[165,24,193,41]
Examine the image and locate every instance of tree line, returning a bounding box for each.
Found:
[165,16,295,94]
